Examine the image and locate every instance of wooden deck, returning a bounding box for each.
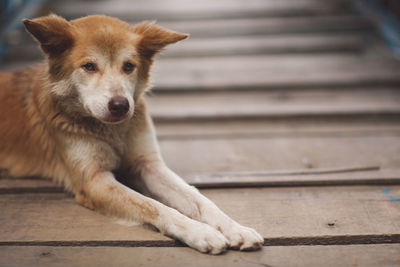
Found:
[1,0,400,266]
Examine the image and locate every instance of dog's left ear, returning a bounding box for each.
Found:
[23,14,74,58]
[134,21,188,58]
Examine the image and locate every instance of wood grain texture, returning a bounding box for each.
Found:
[159,136,400,174]
[0,194,171,242]
[165,34,363,57]
[159,16,370,38]
[154,118,400,138]
[200,186,400,238]
[2,168,400,191]
[147,88,400,121]
[1,186,400,242]
[186,168,400,188]
[1,244,400,267]
[151,54,400,91]
[3,134,399,184]
[4,135,399,182]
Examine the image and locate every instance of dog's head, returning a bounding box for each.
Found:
[23,14,187,124]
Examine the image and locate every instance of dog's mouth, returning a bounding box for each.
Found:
[100,113,131,124]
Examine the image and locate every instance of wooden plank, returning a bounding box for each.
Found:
[2,135,399,180]
[1,186,400,242]
[53,0,355,21]
[159,16,371,38]
[2,125,400,191]
[0,194,170,242]
[2,33,364,63]
[2,168,400,191]
[154,119,400,138]
[0,244,400,267]
[213,165,381,176]
[146,89,400,121]
[165,34,364,57]
[187,168,400,188]
[158,136,400,174]
[151,54,400,91]
[200,186,400,238]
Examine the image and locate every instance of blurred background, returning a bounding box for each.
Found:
[1,0,400,63]
[0,0,399,174]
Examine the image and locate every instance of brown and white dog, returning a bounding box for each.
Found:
[0,14,263,254]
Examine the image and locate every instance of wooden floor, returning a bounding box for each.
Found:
[1,0,400,266]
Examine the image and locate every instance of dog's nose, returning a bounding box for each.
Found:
[108,97,129,117]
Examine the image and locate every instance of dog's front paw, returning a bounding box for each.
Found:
[219,223,264,251]
[183,222,229,254]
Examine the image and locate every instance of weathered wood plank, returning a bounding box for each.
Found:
[159,16,371,38]
[187,168,400,188]
[154,119,400,138]
[201,186,400,238]
[0,194,170,242]
[151,54,400,91]
[0,244,400,267]
[3,168,400,191]
[53,0,355,21]
[2,135,399,179]
[146,88,400,121]
[1,186,400,242]
[158,136,400,174]
[165,34,364,57]
[2,134,400,185]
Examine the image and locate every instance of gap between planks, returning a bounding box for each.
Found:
[1,234,400,247]
[2,167,400,193]
[181,167,400,188]
[1,244,399,267]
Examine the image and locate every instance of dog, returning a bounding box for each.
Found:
[0,14,263,254]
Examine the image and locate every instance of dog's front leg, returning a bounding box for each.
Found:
[131,160,264,251]
[127,108,264,251]
[75,171,229,254]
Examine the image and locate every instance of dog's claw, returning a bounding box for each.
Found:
[219,223,264,251]
[174,220,229,255]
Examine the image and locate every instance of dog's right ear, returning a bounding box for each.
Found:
[23,14,74,58]
[134,21,188,59]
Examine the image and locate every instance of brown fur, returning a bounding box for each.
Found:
[0,14,187,207]
[0,14,264,254]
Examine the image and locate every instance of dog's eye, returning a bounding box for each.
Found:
[81,62,97,72]
[122,62,135,74]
